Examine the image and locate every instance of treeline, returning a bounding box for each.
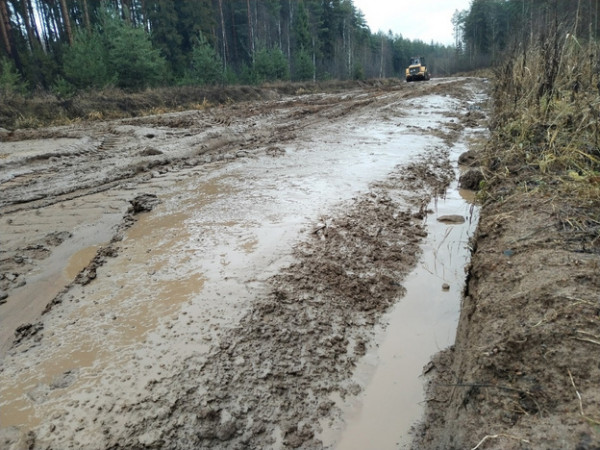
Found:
[455,0,600,68]
[0,0,457,94]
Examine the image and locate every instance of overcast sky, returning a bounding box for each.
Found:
[352,0,472,45]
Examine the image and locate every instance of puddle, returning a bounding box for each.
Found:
[0,196,126,354]
[0,343,106,429]
[0,208,207,429]
[329,170,479,449]
[459,188,477,204]
[64,245,100,280]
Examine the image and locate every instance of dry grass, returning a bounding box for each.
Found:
[481,33,600,238]
[0,79,402,130]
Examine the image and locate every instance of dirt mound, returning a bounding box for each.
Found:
[458,149,478,166]
[129,193,160,213]
[459,168,484,190]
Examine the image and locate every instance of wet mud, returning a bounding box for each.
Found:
[329,161,479,450]
[0,78,489,449]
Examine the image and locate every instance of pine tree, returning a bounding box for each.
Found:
[186,32,223,86]
[63,29,113,89]
[254,47,288,82]
[0,1,13,58]
[0,56,27,94]
[293,1,314,80]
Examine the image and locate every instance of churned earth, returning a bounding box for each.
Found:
[0,78,491,449]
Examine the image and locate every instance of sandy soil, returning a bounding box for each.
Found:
[0,78,492,449]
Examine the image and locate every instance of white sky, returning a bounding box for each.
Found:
[352,0,472,45]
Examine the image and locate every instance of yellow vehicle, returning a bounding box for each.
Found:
[405,56,430,82]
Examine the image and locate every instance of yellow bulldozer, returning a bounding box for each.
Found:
[405,56,430,82]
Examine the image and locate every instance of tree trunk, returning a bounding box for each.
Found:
[218,0,227,71]
[20,0,38,51]
[594,0,598,39]
[312,35,316,82]
[122,0,131,24]
[247,0,255,62]
[139,0,150,33]
[575,0,582,36]
[0,0,24,72]
[27,0,43,45]
[287,0,292,63]
[379,35,384,78]
[344,18,352,78]
[59,0,73,45]
[278,16,281,52]
[82,0,91,31]
[0,0,12,57]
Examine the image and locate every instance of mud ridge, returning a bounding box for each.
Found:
[6,194,159,350]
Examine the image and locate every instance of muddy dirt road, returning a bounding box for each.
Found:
[0,78,487,449]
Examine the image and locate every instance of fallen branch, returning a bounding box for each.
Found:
[576,329,600,340]
[573,337,600,346]
[471,433,531,450]
[566,296,597,307]
[437,382,532,395]
[568,369,600,426]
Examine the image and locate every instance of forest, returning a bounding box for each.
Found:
[0,0,459,94]
[456,0,600,67]
[1,0,600,95]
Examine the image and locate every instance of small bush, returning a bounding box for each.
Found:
[294,49,314,82]
[254,48,290,83]
[63,30,114,89]
[184,33,223,86]
[0,58,28,95]
[51,76,77,99]
[353,63,365,81]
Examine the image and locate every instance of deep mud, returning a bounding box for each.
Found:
[1,78,489,449]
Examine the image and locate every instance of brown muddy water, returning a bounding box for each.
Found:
[328,149,479,449]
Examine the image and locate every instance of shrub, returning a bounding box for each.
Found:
[294,49,314,82]
[254,48,289,83]
[63,30,115,89]
[185,33,223,86]
[0,58,28,95]
[62,3,168,91]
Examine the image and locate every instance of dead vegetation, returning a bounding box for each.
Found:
[483,31,600,242]
[0,79,404,131]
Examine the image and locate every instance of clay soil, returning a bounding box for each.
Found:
[1,77,597,449]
